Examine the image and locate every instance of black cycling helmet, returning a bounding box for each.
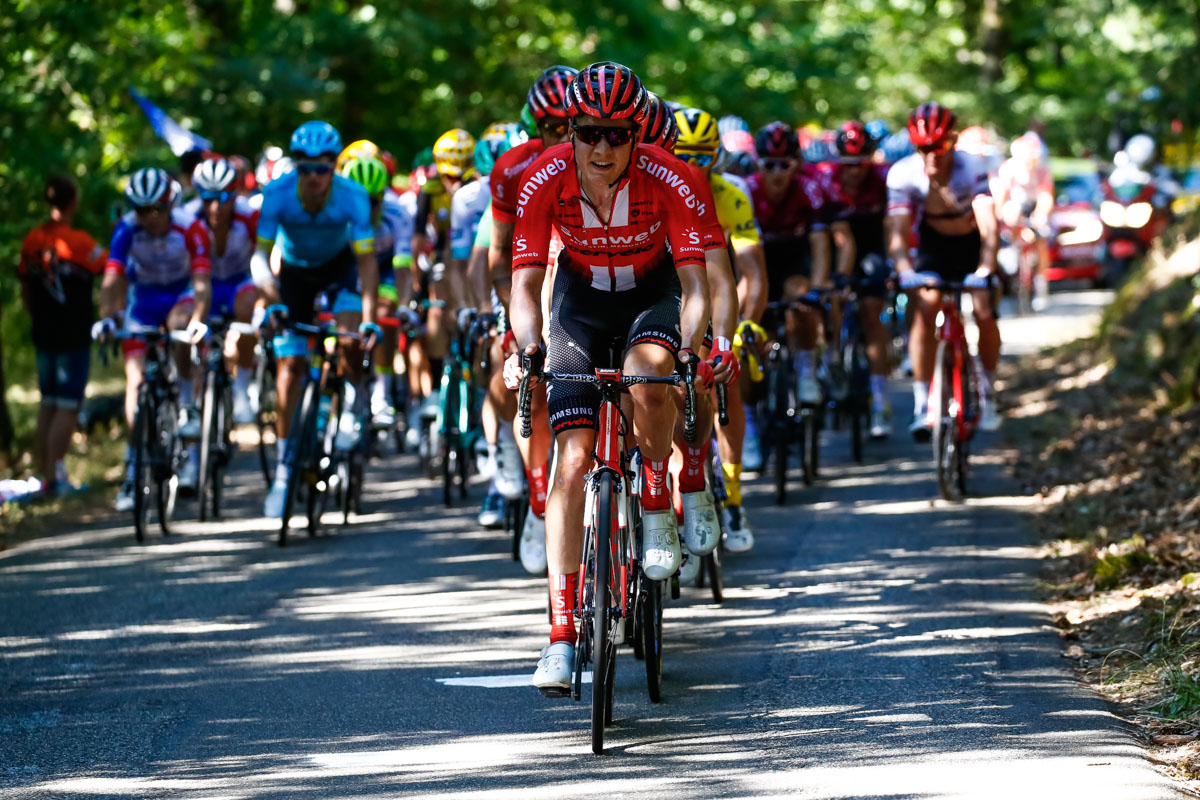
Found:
[527,65,578,120]
[755,121,800,159]
[836,120,877,162]
[639,93,678,150]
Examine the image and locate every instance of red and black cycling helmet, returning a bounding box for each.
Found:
[907,102,957,148]
[564,61,648,125]
[639,92,678,151]
[527,65,577,120]
[836,120,877,162]
[755,121,800,159]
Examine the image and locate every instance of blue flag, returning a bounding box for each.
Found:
[129,87,212,157]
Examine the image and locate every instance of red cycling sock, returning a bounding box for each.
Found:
[642,457,670,512]
[677,440,709,494]
[549,572,578,645]
[527,463,549,518]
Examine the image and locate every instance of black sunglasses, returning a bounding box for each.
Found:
[538,120,570,138]
[758,158,795,172]
[134,202,170,215]
[200,190,232,204]
[677,151,715,167]
[572,124,636,147]
[296,161,334,175]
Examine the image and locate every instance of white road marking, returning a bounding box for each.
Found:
[435,672,592,688]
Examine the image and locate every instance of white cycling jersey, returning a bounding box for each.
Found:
[886,151,991,224]
[182,195,258,281]
[450,175,491,261]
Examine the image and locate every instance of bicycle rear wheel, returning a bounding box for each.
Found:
[590,471,616,754]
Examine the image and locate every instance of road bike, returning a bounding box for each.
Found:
[829,280,876,464]
[254,335,278,488]
[435,310,494,506]
[763,296,825,503]
[196,316,257,521]
[518,357,698,754]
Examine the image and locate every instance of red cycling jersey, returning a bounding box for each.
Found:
[680,158,726,253]
[745,164,831,241]
[512,143,707,292]
[490,140,546,225]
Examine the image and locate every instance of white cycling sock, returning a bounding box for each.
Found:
[794,350,815,378]
[372,371,388,404]
[276,437,287,463]
[912,380,929,412]
[234,368,252,392]
[178,380,195,407]
[869,374,887,406]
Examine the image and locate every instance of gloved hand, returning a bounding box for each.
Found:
[964,267,992,290]
[91,317,117,342]
[504,343,545,390]
[185,319,209,344]
[899,270,935,291]
[259,304,289,331]
[358,321,382,345]
[709,336,741,385]
[679,348,715,391]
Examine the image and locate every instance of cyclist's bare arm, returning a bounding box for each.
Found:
[511,265,545,358]
[678,262,711,354]
[810,228,833,287]
[409,233,427,292]
[466,244,489,310]
[99,271,127,321]
[734,242,767,323]
[190,272,212,324]
[832,220,856,278]
[488,219,515,308]
[888,213,914,274]
[357,250,379,324]
[972,196,998,272]
[705,248,737,344]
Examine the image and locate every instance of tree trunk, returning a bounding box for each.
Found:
[0,308,16,453]
[980,0,1006,84]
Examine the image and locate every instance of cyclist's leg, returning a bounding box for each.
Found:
[859,254,893,433]
[229,279,258,422]
[372,276,399,423]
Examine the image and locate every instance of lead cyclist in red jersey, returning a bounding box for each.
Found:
[504,62,712,695]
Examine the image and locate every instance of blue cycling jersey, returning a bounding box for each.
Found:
[256,171,374,267]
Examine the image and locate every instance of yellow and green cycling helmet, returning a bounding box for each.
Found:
[342,156,389,198]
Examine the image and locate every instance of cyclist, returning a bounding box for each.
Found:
[96,167,212,509]
[994,132,1054,311]
[253,120,379,518]
[489,65,577,573]
[887,102,1000,439]
[503,62,713,694]
[342,156,414,428]
[185,157,260,424]
[823,121,893,438]
[745,121,833,408]
[674,105,766,551]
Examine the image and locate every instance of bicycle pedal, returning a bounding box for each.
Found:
[537,685,571,699]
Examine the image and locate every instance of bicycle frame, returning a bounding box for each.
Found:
[929,288,978,444]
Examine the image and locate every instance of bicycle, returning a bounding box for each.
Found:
[763,295,825,503]
[253,335,278,488]
[828,279,876,464]
[518,357,698,754]
[907,272,989,501]
[337,339,376,525]
[435,310,494,507]
[266,311,368,545]
[107,329,194,542]
[196,316,257,521]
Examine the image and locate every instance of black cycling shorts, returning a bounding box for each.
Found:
[763,235,812,301]
[853,252,891,298]
[914,221,981,284]
[279,246,358,325]
[545,266,682,435]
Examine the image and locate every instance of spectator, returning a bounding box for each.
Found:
[18,174,107,495]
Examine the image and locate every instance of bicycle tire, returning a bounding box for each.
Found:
[213,382,231,520]
[706,547,724,604]
[441,436,453,507]
[932,340,961,502]
[309,382,342,538]
[198,370,216,522]
[640,577,662,702]
[156,396,180,536]
[280,379,318,546]
[255,351,277,488]
[850,406,864,463]
[591,471,615,754]
[457,441,469,499]
[804,410,820,483]
[131,402,150,543]
[774,431,787,504]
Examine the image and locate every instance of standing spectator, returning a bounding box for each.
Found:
[18,174,107,494]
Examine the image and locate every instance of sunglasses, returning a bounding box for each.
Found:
[538,120,570,138]
[133,203,170,216]
[296,161,334,175]
[917,140,955,155]
[200,190,232,204]
[677,151,715,167]
[758,158,795,172]
[572,124,636,147]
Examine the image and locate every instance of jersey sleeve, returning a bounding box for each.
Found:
[687,167,725,252]
[716,178,760,250]
[886,160,914,217]
[658,182,706,271]
[490,151,520,225]
[511,165,556,272]
[473,201,494,250]
[105,220,135,276]
[346,186,375,256]
[255,188,280,250]
[971,157,992,199]
[449,188,474,260]
[185,219,212,274]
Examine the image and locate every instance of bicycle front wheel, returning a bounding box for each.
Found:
[640,576,663,702]
[198,370,216,522]
[590,471,617,754]
[156,396,180,536]
[131,402,151,543]
[932,340,963,502]
[280,379,319,546]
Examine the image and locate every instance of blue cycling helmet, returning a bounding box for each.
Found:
[719,115,750,136]
[864,119,891,143]
[290,120,342,159]
[473,122,528,176]
[881,130,915,164]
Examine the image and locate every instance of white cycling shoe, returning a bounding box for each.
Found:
[722,504,755,553]
[233,388,255,426]
[679,552,701,585]
[979,392,1002,432]
[114,477,136,512]
[641,509,681,581]
[532,641,574,697]
[264,468,290,518]
[495,438,525,499]
[680,489,720,556]
[519,513,547,575]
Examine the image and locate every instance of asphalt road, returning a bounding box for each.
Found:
[0,288,1182,799]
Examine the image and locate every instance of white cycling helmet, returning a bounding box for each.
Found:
[255,154,295,187]
[193,158,238,193]
[124,167,174,207]
[1125,134,1155,168]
